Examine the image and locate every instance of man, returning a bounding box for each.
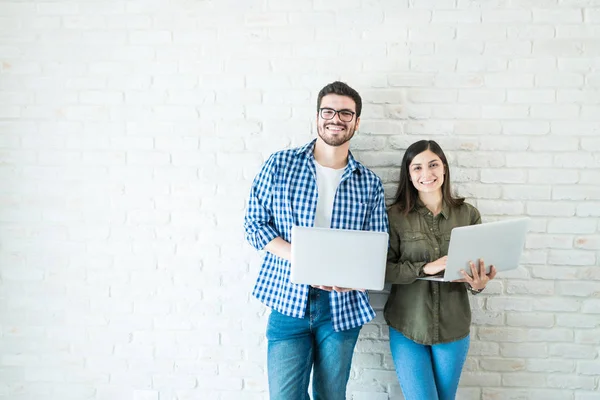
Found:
[244,81,388,400]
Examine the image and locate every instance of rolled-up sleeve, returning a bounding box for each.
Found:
[244,154,280,250]
[365,179,389,233]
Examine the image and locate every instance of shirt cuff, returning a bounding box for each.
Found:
[469,286,484,295]
[255,225,279,250]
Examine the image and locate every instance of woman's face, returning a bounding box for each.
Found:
[408,149,445,195]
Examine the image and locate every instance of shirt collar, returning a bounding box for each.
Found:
[296,138,364,175]
[416,198,450,219]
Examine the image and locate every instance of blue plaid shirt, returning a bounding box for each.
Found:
[244,139,389,331]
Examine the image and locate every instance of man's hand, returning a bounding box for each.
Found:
[311,285,365,293]
[423,255,447,276]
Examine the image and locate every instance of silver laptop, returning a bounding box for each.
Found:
[419,218,529,282]
[290,226,389,291]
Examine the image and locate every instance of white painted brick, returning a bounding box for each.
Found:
[506,280,555,295]
[506,312,555,327]
[574,236,600,250]
[531,104,580,119]
[479,358,526,372]
[455,183,502,199]
[509,56,557,72]
[482,10,532,22]
[484,388,575,400]
[502,372,549,387]
[533,39,585,57]
[530,137,579,151]
[458,89,506,104]
[507,89,555,103]
[576,393,600,400]
[558,58,600,73]
[435,73,485,87]
[575,329,600,345]
[548,250,596,265]
[485,41,532,57]
[408,26,456,41]
[577,361,600,376]
[455,152,505,168]
[480,169,527,183]
[500,343,548,358]
[460,371,502,387]
[457,58,506,76]
[410,56,457,72]
[584,7,600,22]
[576,202,600,217]
[581,104,600,119]
[531,266,578,280]
[527,359,575,373]
[479,136,529,151]
[581,299,600,314]
[526,202,576,217]
[528,169,578,184]
[536,72,585,87]
[468,341,500,357]
[550,344,599,359]
[503,185,551,200]
[476,200,525,215]
[454,121,503,136]
[559,281,600,297]
[433,9,482,23]
[351,392,388,400]
[458,25,507,40]
[432,104,481,119]
[506,153,553,167]
[482,105,529,119]
[557,314,600,329]
[553,186,600,200]
[533,297,582,313]
[487,298,533,312]
[534,8,583,23]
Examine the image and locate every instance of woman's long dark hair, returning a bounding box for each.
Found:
[391,140,464,215]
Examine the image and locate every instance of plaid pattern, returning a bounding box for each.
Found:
[244,139,389,331]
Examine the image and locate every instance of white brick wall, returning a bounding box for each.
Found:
[0,1,599,399]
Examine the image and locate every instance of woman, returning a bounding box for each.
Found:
[384,140,497,400]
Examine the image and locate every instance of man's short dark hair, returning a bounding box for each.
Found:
[317,81,362,118]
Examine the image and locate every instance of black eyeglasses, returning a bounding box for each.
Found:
[319,108,356,122]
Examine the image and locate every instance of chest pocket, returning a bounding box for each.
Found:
[400,231,431,263]
[442,232,452,255]
[331,201,368,229]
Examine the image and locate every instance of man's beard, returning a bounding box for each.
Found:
[317,123,356,147]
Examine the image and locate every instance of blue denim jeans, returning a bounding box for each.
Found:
[266,287,361,400]
[389,327,470,400]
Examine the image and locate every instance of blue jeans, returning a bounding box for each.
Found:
[389,327,470,400]
[266,288,361,400]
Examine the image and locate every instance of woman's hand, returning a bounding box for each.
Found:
[423,255,447,276]
[458,259,497,290]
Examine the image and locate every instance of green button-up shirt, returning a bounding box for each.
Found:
[384,200,481,345]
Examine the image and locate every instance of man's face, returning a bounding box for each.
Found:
[316,94,360,147]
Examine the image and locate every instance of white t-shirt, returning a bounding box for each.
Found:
[313,161,345,228]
